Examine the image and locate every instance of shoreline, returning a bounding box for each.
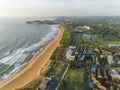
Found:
[0,25,64,90]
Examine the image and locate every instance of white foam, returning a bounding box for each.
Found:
[0,48,24,65]
[0,25,58,65]
[4,51,10,56]
[0,25,59,82]
[1,64,25,82]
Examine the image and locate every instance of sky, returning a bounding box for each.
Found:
[0,0,120,17]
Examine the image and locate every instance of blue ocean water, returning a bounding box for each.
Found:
[0,17,58,82]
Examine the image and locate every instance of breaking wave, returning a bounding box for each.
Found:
[0,25,59,83]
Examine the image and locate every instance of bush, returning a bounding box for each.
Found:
[50,26,72,61]
[15,79,41,90]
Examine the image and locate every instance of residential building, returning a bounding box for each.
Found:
[66,49,75,61]
[107,55,113,64]
[66,46,76,61]
[38,77,51,90]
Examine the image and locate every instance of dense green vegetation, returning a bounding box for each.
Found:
[60,27,72,47]
[43,61,63,77]
[50,25,72,60]
[50,47,63,60]
[45,25,72,76]
[74,25,120,47]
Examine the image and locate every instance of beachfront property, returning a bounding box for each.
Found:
[66,49,75,61]
[65,46,77,61]
[38,77,51,90]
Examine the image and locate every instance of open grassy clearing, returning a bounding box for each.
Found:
[63,68,88,90]
[74,31,120,47]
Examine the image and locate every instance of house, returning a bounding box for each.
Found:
[66,46,76,61]
[118,60,120,64]
[77,52,85,61]
[105,65,110,70]
[38,77,51,90]
[87,48,94,54]
[111,69,119,75]
[66,49,75,61]
[91,66,97,75]
[107,55,114,64]
[111,69,120,79]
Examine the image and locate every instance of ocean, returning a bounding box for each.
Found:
[0,17,59,83]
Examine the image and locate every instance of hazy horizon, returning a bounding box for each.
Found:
[0,0,120,17]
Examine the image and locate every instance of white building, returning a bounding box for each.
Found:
[111,69,120,79]
[83,26,90,30]
[109,44,120,48]
[66,49,75,61]
[75,25,91,31]
[69,46,76,49]
[107,55,114,64]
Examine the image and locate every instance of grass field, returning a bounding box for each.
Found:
[63,68,88,90]
[74,32,120,47]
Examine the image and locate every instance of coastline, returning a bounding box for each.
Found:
[0,25,64,90]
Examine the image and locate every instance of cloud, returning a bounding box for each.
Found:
[0,0,120,17]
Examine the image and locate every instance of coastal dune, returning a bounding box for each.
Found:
[0,25,64,90]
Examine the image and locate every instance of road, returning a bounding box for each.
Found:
[45,64,68,90]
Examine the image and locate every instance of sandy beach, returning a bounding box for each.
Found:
[0,25,64,90]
